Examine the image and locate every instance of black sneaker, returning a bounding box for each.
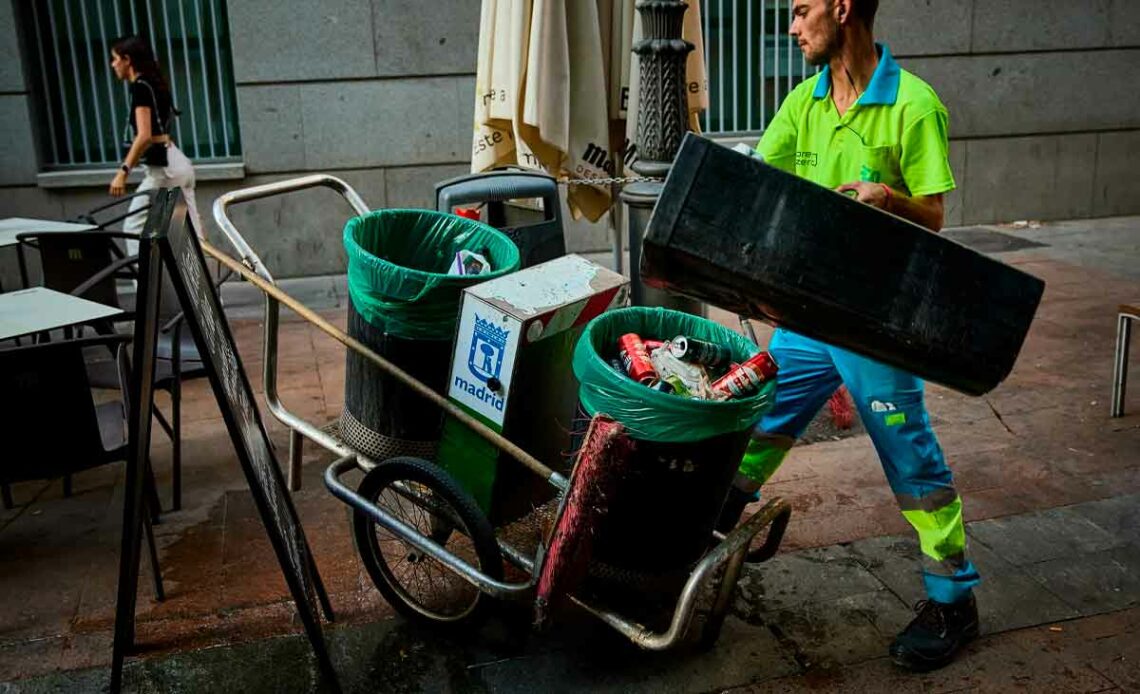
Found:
[890,595,979,672]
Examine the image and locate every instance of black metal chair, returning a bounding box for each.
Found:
[64,252,214,513]
[15,230,140,334]
[17,230,208,512]
[0,335,164,599]
[67,190,153,231]
[16,202,227,513]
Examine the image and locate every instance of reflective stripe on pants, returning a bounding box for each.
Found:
[739,328,980,603]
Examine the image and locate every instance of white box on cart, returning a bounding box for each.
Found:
[438,254,629,521]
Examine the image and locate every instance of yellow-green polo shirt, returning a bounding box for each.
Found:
[757,43,955,197]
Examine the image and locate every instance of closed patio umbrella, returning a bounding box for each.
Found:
[471,0,708,223]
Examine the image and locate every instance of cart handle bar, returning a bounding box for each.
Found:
[212,174,370,285]
[200,239,568,491]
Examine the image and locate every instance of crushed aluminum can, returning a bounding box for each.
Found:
[711,351,779,399]
[618,333,658,385]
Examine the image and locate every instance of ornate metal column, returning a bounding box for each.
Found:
[622,0,702,314]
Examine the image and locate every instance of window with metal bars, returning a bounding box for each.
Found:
[18,0,241,169]
[701,0,819,136]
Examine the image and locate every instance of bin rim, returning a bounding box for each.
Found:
[577,306,773,411]
[343,208,520,284]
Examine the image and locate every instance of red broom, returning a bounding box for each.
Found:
[534,414,633,628]
[828,385,856,430]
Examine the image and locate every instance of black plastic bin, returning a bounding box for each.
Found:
[340,209,519,461]
[642,133,1046,396]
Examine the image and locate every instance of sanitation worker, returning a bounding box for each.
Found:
[716,0,980,672]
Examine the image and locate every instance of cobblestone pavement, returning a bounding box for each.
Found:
[1,217,1137,692]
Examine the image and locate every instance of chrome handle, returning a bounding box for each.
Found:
[211,174,371,283]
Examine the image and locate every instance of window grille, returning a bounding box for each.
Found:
[701,0,819,136]
[19,0,241,168]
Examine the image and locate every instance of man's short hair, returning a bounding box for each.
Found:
[851,0,879,27]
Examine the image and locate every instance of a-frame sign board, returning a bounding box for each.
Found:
[111,189,337,691]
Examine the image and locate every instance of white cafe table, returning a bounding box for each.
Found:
[0,217,97,248]
[0,287,123,341]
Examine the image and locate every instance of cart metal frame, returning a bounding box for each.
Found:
[210,174,791,650]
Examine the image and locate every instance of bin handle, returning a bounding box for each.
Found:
[212,174,371,283]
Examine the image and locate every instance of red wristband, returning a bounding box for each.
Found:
[879,183,893,211]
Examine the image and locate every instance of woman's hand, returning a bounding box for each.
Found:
[109,170,128,196]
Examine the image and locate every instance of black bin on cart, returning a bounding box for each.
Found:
[571,307,776,587]
[340,210,519,461]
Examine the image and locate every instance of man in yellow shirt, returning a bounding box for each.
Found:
[717,0,979,671]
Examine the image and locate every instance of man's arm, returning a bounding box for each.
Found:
[755,87,802,173]
[835,182,945,231]
[837,107,954,232]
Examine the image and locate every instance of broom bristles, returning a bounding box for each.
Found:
[534,414,632,629]
[828,385,856,430]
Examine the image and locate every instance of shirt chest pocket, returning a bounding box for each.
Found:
[858,144,904,190]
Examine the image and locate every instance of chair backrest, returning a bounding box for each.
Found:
[69,190,152,230]
[0,336,127,483]
[22,232,124,309]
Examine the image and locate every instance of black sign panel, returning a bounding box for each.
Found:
[110,194,167,694]
[112,189,337,691]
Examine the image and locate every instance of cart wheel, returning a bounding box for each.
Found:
[352,457,502,629]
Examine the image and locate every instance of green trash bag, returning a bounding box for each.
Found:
[344,209,520,340]
[572,307,776,442]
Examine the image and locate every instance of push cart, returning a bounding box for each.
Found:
[210,174,792,649]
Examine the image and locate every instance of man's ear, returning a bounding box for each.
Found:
[835,0,850,24]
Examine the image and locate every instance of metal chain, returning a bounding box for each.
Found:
[554,174,664,187]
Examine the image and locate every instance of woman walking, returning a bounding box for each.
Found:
[109,35,204,244]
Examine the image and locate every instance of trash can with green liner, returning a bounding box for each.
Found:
[341,209,520,462]
[572,307,777,583]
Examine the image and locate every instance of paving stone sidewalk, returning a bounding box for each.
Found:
[6,493,1137,693]
[1,216,1137,692]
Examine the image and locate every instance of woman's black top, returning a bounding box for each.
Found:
[128,78,172,136]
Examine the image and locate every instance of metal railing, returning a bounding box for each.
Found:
[20,0,241,168]
[701,0,818,137]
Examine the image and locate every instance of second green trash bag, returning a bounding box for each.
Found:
[571,307,777,581]
[341,209,520,462]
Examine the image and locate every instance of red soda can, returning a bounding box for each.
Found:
[669,335,731,368]
[643,339,667,352]
[618,333,658,385]
[711,351,779,399]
